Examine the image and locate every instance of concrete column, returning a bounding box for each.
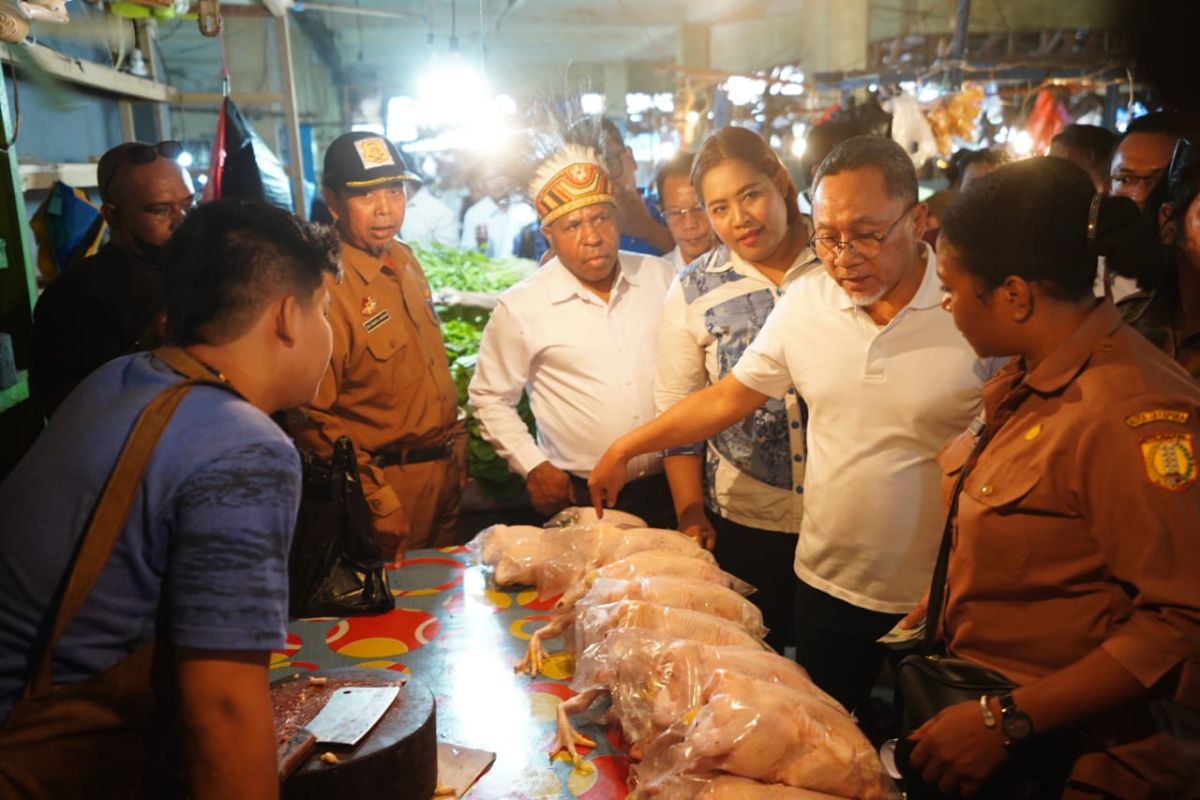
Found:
[603,60,628,121]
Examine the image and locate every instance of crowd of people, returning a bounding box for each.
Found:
[1,103,1198,798]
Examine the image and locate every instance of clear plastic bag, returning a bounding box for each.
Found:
[636,670,899,800]
[536,526,715,600]
[556,551,755,612]
[630,772,855,800]
[569,577,767,639]
[573,601,768,657]
[608,638,835,753]
[545,505,647,529]
[468,524,545,587]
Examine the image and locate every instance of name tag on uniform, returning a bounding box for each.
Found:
[363,309,391,333]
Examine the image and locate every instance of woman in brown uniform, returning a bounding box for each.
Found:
[908,157,1200,798]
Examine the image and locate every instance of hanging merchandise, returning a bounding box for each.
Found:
[926,83,984,156]
[889,93,938,168]
[1025,89,1072,154]
[28,182,104,282]
[17,0,68,24]
[201,94,226,202]
[196,0,218,36]
[0,3,29,42]
[204,97,294,212]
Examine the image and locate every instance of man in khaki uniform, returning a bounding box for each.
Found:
[290,132,462,558]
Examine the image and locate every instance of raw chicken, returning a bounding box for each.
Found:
[469,524,545,587]
[520,575,767,676]
[575,601,767,660]
[556,551,755,612]
[546,505,647,529]
[546,605,768,766]
[576,634,841,754]
[630,773,853,800]
[537,526,715,599]
[470,523,714,592]
[641,670,898,800]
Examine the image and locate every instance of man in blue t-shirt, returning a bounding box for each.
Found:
[599,118,676,257]
[0,200,340,799]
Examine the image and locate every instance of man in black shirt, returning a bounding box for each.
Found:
[31,141,195,418]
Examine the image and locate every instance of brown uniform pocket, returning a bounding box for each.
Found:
[958,462,1040,571]
[365,333,419,394]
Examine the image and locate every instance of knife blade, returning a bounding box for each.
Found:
[304,686,400,747]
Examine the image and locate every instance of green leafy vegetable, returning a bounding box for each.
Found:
[417,244,537,500]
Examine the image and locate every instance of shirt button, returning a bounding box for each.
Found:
[1099,342,1115,353]
[793,454,802,462]
[790,421,800,429]
[371,498,382,508]
[980,484,995,496]
[794,486,803,494]
[787,388,796,395]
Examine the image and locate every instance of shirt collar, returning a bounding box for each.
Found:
[1023,300,1124,394]
[543,254,631,304]
[340,239,395,284]
[835,242,940,312]
[707,236,820,282]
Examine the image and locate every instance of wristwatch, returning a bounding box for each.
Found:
[998,692,1034,746]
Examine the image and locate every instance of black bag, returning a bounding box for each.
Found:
[288,436,393,618]
[894,423,1072,799]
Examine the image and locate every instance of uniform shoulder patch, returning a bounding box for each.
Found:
[1125,409,1190,427]
[1140,433,1197,491]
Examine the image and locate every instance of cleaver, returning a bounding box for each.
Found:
[304,686,400,747]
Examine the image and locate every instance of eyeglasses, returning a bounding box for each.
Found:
[99,140,185,201]
[1109,169,1165,193]
[662,204,705,221]
[808,202,917,261]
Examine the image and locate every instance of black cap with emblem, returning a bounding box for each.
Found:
[322,132,420,191]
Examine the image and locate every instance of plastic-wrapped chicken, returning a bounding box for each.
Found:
[468,524,545,587]
[520,575,766,676]
[630,773,853,799]
[556,551,755,612]
[537,526,715,599]
[639,670,899,800]
[575,601,767,656]
[545,505,647,529]
[579,577,766,638]
[572,633,839,754]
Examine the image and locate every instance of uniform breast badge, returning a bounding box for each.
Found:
[361,296,378,316]
[1140,433,1197,491]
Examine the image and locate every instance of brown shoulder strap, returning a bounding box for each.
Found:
[154,345,234,387]
[27,350,241,697]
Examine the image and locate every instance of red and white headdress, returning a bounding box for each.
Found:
[529,143,614,226]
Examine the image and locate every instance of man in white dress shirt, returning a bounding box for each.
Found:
[401,183,459,248]
[459,170,537,259]
[469,143,677,525]
[589,136,997,716]
[655,150,715,272]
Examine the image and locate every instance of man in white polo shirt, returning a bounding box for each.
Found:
[470,143,677,527]
[588,136,996,716]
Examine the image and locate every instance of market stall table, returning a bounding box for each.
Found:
[276,546,629,799]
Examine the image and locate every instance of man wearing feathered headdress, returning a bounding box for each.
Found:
[469,141,678,526]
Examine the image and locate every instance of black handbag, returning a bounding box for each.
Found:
[893,419,1072,799]
[288,436,394,618]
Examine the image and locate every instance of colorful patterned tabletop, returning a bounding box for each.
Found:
[274,546,629,799]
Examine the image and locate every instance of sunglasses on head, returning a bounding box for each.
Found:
[99,140,185,199]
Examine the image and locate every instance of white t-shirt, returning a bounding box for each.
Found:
[733,245,997,613]
[469,251,677,481]
[401,185,459,248]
